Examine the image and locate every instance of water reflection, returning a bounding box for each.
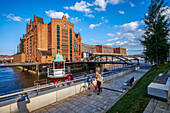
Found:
[0,67,46,95]
[0,64,123,95]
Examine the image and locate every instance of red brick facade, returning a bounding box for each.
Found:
[17,15,82,64]
[114,47,127,55]
[96,45,114,53]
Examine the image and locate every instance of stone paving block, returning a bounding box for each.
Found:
[81,104,89,109]
[156,101,168,110]
[68,104,76,109]
[32,108,49,113]
[47,107,57,113]
[153,109,162,113]
[144,99,158,113]
[143,111,151,113]
[162,111,170,113]
[50,109,62,113]
[72,106,80,111]
[58,106,68,111]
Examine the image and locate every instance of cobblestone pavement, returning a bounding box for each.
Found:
[144,98,170,113]
[32,69,149,113]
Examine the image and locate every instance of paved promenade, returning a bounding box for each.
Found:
[32,68,150,113]
[144,98,170,113]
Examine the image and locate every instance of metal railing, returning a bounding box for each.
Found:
[0,65,136,102]
[0,77,88,102]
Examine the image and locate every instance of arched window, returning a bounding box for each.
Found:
[57,25,60,50]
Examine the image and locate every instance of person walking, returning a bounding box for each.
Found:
[95,71,102,95]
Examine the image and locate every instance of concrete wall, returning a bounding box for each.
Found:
[0,66,139,113]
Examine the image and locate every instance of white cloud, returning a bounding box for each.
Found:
[128,43,138,46]
[25,19,30,22]
[64,1,93,13]
[118,10,125,14]
[116,41,129,46]
[64,6,69,9]
[117,32,121,35]
[107,37,122,41]
[94,0,125,11]
[161,6,170,20]
[45,10,69,19]
[121,21,139,32]
[130,2,135,7]
[94,0,108,11]
[101,16,109,23]
[70,17,81,23]
[127,48,143,51]
[6,14,22,22]
[89,17,109,29]
[108,0,125,5]
[91,37,122,45]
[91,39,105,43]
[84,14,95,18]
[107,33,114,37]
[106,43,114,46]
[89,23,102,29]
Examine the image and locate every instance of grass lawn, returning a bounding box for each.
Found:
[107,62,170,113]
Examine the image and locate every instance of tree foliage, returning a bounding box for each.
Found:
[141,0,170,64]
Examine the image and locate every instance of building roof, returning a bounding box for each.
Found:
[53,51,65,62]
[40,51,52,56]
[36,16,44,24]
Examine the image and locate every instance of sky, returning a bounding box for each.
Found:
[0,0,169,55]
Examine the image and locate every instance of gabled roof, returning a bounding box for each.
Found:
[36,16,44,24]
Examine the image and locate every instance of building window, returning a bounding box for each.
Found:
[70,28,72,60]
[57,25,60,50]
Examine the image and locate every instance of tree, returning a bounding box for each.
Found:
[141,0,170,68]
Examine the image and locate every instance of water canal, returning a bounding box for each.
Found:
[0,64,124,95]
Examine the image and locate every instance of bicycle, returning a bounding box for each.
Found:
[79,76,98,96]
[86,76,98,96]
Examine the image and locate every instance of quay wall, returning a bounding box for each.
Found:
[0,66,139,113]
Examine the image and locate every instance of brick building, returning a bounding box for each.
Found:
[114,47,127,55]
[18,15,82,63]
[82,43,96,53]
[96,45,114,53]
[12,53,25,63]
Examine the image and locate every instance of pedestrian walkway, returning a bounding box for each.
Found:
[32,69,149,113]
[144,98,170,113]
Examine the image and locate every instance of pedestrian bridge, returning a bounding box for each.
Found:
[0,63,37,68]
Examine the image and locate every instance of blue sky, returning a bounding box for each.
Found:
[0,0,169,55]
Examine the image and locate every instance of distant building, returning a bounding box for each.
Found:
[82,43,96,53]
[19,38,24,53]
[114,47,127,55]
[17,15,82,63]
[96,45,114,53]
